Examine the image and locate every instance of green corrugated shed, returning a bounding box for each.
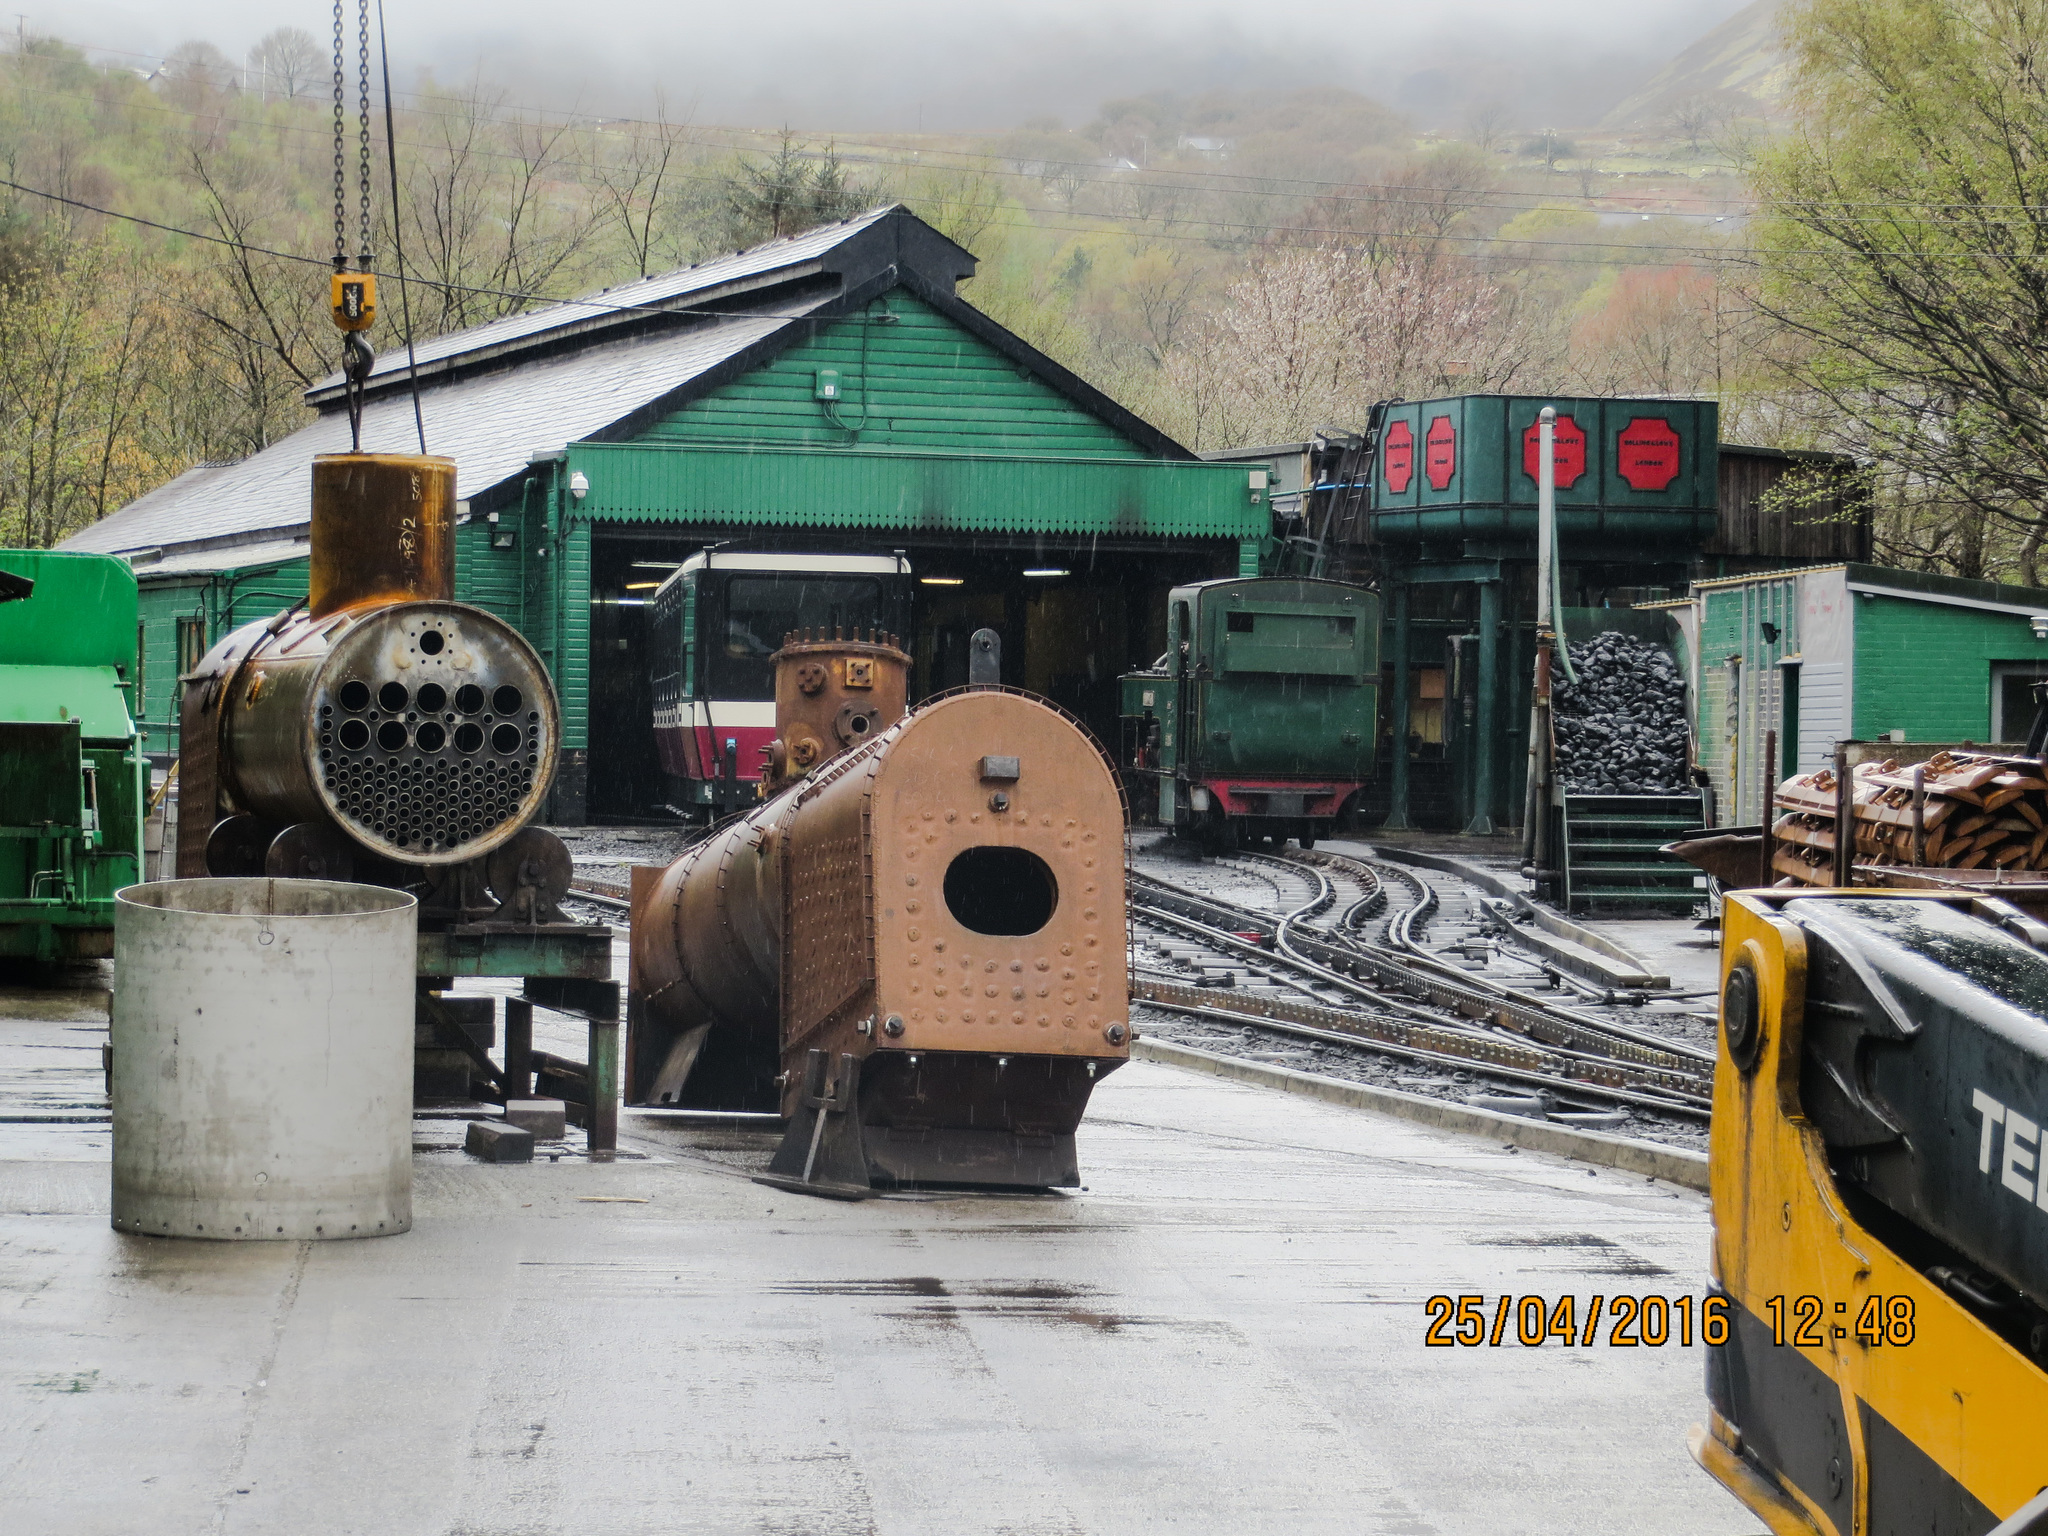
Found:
[1686,562,2048,824]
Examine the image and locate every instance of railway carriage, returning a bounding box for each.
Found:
[1120,576,1380,848]
[649,549,913,817]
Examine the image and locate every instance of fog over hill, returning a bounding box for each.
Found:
[47,0,1748,134]
[1600,0,1791,131]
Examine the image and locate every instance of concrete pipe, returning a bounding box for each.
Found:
[629,688,1130,1192]
[111,878,417,1240]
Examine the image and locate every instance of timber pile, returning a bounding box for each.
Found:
[1770,752,2048,885]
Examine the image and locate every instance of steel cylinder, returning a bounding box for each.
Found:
[193,599,558,865]
[110,878,416,1240]
[309,454,456,618]
[631,689,1131,1115]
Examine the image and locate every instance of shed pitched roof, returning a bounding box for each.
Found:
[64,206,1190,562]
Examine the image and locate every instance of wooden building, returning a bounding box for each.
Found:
[61,207,1265,820]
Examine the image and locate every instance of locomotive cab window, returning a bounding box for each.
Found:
[1227,611,1255,633]
[712,575,885,700]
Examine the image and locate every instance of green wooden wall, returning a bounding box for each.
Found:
[134,558,309,754]
[638,292,1148,457]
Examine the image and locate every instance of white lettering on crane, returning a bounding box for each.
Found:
[1974,1087,2006,1173]
[2006,1109,2041,1202]
[1971,1087,2048,1209]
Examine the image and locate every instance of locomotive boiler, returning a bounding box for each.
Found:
[628,642,1131,1195]
[178,454,570,921]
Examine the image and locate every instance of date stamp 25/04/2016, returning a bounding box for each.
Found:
[1422,1294,1918,1348]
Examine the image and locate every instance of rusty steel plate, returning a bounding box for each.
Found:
[859,690,1130,1062]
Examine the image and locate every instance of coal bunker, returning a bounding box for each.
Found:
[1552,632,1690,794]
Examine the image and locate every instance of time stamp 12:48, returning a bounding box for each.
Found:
[1422,1293,1918,1347]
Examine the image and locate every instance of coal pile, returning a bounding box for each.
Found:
[1552,631,1691,794]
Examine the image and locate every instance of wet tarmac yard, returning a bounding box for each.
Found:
[0,958,1756,1536]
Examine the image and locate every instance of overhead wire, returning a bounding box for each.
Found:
[375,0,427,453]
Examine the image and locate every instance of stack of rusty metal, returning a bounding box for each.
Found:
[1770,752,2048,885]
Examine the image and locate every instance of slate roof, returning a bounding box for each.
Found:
[65,317,786,558]
[66,205,1193,567]
[302,206,924,405]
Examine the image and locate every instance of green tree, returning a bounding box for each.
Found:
[717,133,873,249]
[1753,0,2048,583]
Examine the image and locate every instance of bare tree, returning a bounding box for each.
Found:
[248,28,322,101]
[591,97,699,279]
[399,80,609,330]
[1462,100,1513,154]
[181,147,336,452]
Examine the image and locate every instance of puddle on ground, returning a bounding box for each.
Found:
[775,1275,1159,1331]
[1471,1232,1674,1277]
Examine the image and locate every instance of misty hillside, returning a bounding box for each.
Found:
[1599,0,1791,132]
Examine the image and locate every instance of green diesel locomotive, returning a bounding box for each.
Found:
[1120,576,1380,848]
[0,551,145,961]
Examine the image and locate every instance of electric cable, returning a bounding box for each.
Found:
[376,0,428,454]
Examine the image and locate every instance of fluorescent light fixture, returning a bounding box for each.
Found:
[920,576,965,586]
[624,581,660,591]
[1024,568,1070,578]
[631,560,682,570]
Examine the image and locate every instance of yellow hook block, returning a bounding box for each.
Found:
[330,270,377,332]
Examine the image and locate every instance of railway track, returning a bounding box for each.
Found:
[573,845,1714,1141]
[1126,840,1715,1137]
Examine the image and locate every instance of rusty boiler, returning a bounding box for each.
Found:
[177,454,572,922]
[629,649,1130,1194]
[762,627,909,789]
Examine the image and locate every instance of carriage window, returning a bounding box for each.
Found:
[711,576,886,699]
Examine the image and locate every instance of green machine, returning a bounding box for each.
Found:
[1120,576,1381,848]
[0,551,144,960]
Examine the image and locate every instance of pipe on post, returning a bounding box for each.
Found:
[1833,742,1853,886]
[1522,407,1557,869]
[1759,729,1777,888]
[1466,579,1500,835]
[1911,764,1927,866]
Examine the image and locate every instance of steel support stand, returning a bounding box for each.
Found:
[503,998,533,1101]
[1386,584,1412,830]
[1466,579,1500,835]
[587,1015,619,1161]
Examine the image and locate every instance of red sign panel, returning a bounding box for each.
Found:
[1424,415,1457,491]
[1521,413,1587,489]
[1382,419,1414,493]
[1616,416,1683,491]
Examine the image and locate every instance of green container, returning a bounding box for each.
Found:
[0,551,144,960]
[1368,394,1718,550]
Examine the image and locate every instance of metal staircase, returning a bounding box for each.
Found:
[1557,793,1706,914]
